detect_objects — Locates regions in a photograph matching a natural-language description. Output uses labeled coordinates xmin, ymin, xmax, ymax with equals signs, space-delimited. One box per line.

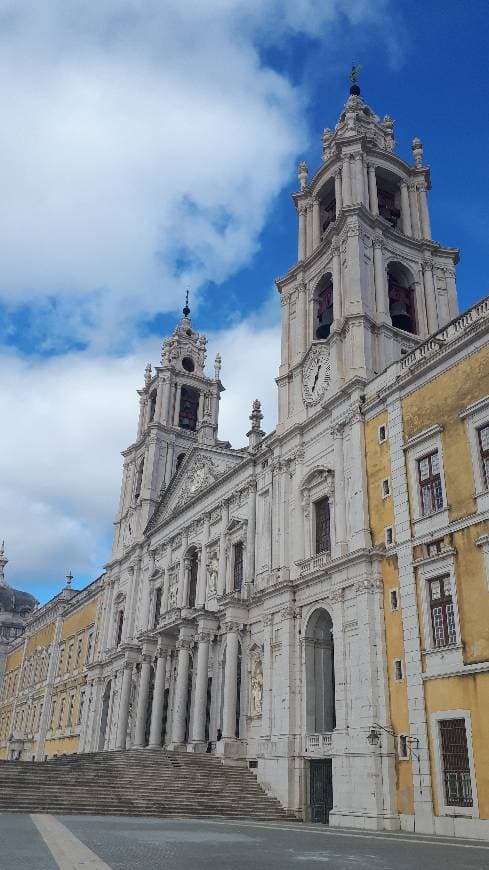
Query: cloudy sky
xmin=1 ymin=0 xmax=488 ymax=603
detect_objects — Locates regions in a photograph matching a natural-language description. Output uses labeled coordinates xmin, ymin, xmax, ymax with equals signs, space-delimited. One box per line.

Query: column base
xmin=329 ymin=809 xmax=400 ymax=832
xmin=187 ymin=741 xmax=208 ymax=753
xmin=215 ymin=738 xmax=247 ymax=760
xmin=166 ymin=742 xmax=188 ymax=752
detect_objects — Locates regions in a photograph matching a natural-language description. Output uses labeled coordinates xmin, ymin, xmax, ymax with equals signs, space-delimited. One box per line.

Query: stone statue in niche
xmin=251 ymin=660 xmax=263 ymax=716
xmin=207 ymin=554 xmax=218 ymax=595
xmin=168 ymin=571 xmax=179 ymax=609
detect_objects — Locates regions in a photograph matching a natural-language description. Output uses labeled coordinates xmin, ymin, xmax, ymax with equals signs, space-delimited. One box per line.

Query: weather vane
xmin=183 ymin=289 xmax=190 ymax=318
xmin=350 ymin=64 xmax=362 ymax=85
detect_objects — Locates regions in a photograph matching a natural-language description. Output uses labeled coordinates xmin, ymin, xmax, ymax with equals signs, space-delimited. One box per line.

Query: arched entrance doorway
xmin=98 ymin=680 xmax=112 ymax=751
xmin=305 ymin=608 xmax=336 ymax=823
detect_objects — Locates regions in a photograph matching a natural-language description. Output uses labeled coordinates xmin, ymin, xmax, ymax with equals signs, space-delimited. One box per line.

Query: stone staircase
xmin=0 ymin=749 xmax=295 ymax=821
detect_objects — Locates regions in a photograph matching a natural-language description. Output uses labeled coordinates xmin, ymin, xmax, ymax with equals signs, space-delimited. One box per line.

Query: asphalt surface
xmin=1 ymin=814 xmax=489 ymax=870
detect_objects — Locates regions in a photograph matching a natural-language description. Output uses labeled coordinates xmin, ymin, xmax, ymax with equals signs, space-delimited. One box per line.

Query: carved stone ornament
xmin=180 ymin=456 xmax=219 ymax=504
xmin=206 ymin=552 xmax=219 ymax=595
xmin=302 ymin=346 xmax=331 ymax=406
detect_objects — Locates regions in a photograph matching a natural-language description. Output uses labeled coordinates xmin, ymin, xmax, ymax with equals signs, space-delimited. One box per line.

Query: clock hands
xmin=312 ymin=363 xmax=321 ymax=392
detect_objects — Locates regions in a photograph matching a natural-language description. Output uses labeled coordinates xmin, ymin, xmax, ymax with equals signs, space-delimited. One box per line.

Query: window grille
xmin=429 ymin=576 xmax=457 ymax=647
xmin=418 ymin=451 xmax=443 ymax=515
xmin=315 ymin=498 xmax=331 ymax=555
xmin=440 ymin=718 xmax=473 ymax=807
xmin=478 ymin=425 xmax=489 ymax=489
xmin=233 ymin=542 xmax=244 ymax=592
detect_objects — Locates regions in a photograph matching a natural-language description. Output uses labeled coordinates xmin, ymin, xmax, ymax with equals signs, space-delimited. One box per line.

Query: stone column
xmin=172 ymin=384 xmax=182 ymax=427
xmin=297 ymin=205 xmax=306 ymax=261
xmin=354 ymin=153 xmax=364 ymax=204
xmin=133 ymin=653 xmax=153 ymax=748
xmin=400 ymin=182 xmax=412 ymax=236
xmin=191 ymin=631 xmax=211 ymax=746
xmin=101 ymin=579 xmax=116 ymax=652
xmin=408 ymin=183 xmax=421 ymax=238
xmin=373 ymin=236 xmax=388 ymax=318
xmin=280 ymin=294 xmax=289 ymax=369
xmin=137 ymin=394 xmax=146 ymax=438
xmin=222 ymin=625 xmax=240 ymax=739
xmin=247 ymin=482 xmax=257 ymax=590
xmin=139 ymin=551 xmax=155 ymax=634
xmin=418 ymin=184 xmax=432 ymax=239
xmin=348 ymin=413 xmax=372 ymax=551
xmin=115 ymin=661 xmax=133 ymax=750
xmin=197 ymin=516 xmax=210 ymax=607
xmin=170 ymin=635 xmax=192 ymax=746
xmin=367 ymin=164 xmax=378 ymax=216
xmin=306 ymin=201 xmax=313 ymax=257
xmin=296 ymin=284 xmax=307 ymax=357
xmin=35 ymin=615 xmax=63 ymax=761
xmin=423 ymin=261 xmax=438 ymax=334
xmin=341 ymin=156 xmax=352 ymax=206
xmin=334 ymin=170 xmax=342 ymax=215
xmin=445 ymin=268 xmax=459 ymax=319
xmin=177 ymin=531 xmax=189 ymax=607
xmin=312 ymin=197 xmax=320 ymax=249
xmin=294 ymin=448 xmax=305 ymax=567
xmin=218 ymin=501 xmax=229 ymax=596
xmin=332 ymin=240 xmax=342 ymax=322
xmin=333 ymin=426 xmax=347 ymax=555
xmin=148 ymin=646 xmax=169 ymax=748
xmin=159 ymin=375 xmax=171 ymax=426
xmin=126 ymin=557 xmax=142 ymax=641
xmin=261 ymin=614 xmax=272 ymax=736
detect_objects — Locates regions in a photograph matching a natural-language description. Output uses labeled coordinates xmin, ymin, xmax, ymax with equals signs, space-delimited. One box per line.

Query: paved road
xmin=0 ymin=814 xmax=488 ymax=870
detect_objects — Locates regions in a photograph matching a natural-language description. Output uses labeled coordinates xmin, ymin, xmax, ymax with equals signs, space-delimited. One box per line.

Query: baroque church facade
xmin=2 ymin=84 xmax=489 ymax=838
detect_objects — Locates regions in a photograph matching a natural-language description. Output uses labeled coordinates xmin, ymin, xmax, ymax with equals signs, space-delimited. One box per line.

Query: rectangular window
xmin=57 ymin=696 xmax=65 ymax=730
xmin=478 ymin=425 xmax=489 ymax=489
xmin=77 ymin=689 xmax=86 ymax=726
xmin=440 ymin=718 xmax=473 ymax=807
xmin=398 ymin=734 xmax=409 ymax=759
xmin=427 ymin=539 xmax=443 ymax=557
xmin=57 ymin=644 xmax=65 ymax=677
xmin=429 ymin=576 xmax=457 ymax=648
xmin=315 ymin=497 xmax=331 ymax=554
xmin=378 ymin=424 xmax=387 ymax=443
xmin=75 ymin=636 xmax=83 ymax=670
xmin=153 ymin=586 xmax=163 ymax=628
xmin=66 ymin=642 xmax=74 ymax=674
xmin=233 ymin=541 xmax=244 ymax=592
xmin=418 ymin=451 xmax=443 ymax=516
xmin=394 ymin=659 xmax=403 ymax=681
xmin=390 ymin=589 xmax=399 ymax=611
xmin=50 ymin=698 xmax=57 ymax=730
xmin=385 ymin=526 xmax=394 ymax=547
xmin=85 ymin=629 xmax=94 ymax=665
xmin=382 ymin=478 xmax=391 ymax=498
xmin=67 ymin=692 xmax=76 ymax=727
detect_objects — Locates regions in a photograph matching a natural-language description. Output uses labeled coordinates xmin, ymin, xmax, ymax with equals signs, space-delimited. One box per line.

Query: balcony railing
xmin=305 ymin=733 xmax=333 ymax=754
xmin=296 ymin=551 xmax=331 ymax=577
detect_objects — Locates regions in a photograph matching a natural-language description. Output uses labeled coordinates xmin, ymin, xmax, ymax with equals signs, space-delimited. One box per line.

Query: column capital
xmin=373 ymin=233 xmax=384 ymax=249
xmin=422 ymin=259 xmax=434 ymax=273
xmin=221 ymin=620 xmax=241 ymax=634
xmin=195 ymin=631 xmax=212 ymax=644
xmin=176 ymin=637 xmax=192 ymax=651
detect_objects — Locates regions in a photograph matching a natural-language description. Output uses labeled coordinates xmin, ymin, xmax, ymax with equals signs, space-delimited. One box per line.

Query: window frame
xmin=460 ymin=395 xmax=489 ymax=513
xmin=404 ymin=425 xmax=449 ymax=536
xmin=232 ymin=540 xmax=244 ymax=592
xmin=417 ymin=450 xmax=444 ymax=517
xmin=428 ymin=575 xmax=457 ymax=649
xmin=314 ymin=496 xmax=331 ymax=555
xmin=393 ymin=658 xmax=404 ymax=682
xmin=417 ymin=552 xmax=463 ymax=676
xmin=431 ymin=709 xmax=479 ymax=818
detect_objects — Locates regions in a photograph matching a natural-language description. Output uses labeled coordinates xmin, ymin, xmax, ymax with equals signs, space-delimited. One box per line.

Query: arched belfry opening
xmin=179 ymin=386 xmax=199 ymax=430
xmin=387 ymin=262 xmax=417 ymax=334
xmin=319 ymin=177 xmax=336 ymax=236
xmin=305 ymin=608 xmax=336 ymax=734
xmin=315 ymin=274 xmax=334 ymax=340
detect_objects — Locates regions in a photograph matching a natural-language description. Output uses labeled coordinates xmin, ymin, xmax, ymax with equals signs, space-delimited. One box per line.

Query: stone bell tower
xmin=111 ymin=297 xmax=224 ymax=558
xmin=276 ymin=76 xmax=460 ymax=431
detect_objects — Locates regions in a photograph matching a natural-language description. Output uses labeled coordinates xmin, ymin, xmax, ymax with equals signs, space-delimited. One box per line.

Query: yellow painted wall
xmin=365 ymin=412 xmax=394 ymax=547
xmin=402 ymin=344 xmax=489 ymax=522
xmin=5 ymin=646 xmax=23 ymax=673
xmin=425 ymin=674 xmax=489 ymax=819
xmin=62 ymin=601 xmax=96 ymax=641
xmin=452 ymin=524 xmax=489 ymax=664
xmin=25 ymin=622 xmax=55 ymax=656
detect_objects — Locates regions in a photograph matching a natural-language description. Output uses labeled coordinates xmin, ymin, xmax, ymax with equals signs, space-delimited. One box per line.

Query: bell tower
xmin=276 ymin=75 xmax=460 ymax=430
xmin=111 ymin=297 xmax=224 ymax=558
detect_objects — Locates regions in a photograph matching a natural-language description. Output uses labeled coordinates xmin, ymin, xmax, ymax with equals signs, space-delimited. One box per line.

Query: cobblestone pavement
xmin=1 ymin=814 xmax=489 ymax=870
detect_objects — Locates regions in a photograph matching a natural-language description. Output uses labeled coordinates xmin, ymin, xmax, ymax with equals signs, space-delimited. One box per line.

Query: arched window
xmin=134 ymin=458 xmax=144 ymax=502
xmin=233 ymin=542 xmax=244 ymax=592
xmin=179 ymin=386 xmax=199 ymax=431
xmin=315 ymin=497 xmax=331 ymax=554
xmin=387 ymin=262 xmax=417 ymax=334
xmin=305 ymin=608 xmax=336 ymax=734
xmin=376 ymin=170 xmax=401 ymax=229
xmin=148 ymin=390 xmax=157 ymax=423
xmin=319 ymin=178 xmax=336 ymax=235
xmin=315 ymin=274 xmax=334 ymax=340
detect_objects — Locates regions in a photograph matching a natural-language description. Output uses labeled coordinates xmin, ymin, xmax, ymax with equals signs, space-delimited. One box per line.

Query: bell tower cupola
xmin=111 ymin=295 xmax=224 ymax=559
xmin=276 ymin=71 xmax=460 ymax=430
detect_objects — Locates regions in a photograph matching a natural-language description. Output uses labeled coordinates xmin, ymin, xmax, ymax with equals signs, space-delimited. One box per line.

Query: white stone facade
xmin=78 ymin=85 xmax=461 ymax=828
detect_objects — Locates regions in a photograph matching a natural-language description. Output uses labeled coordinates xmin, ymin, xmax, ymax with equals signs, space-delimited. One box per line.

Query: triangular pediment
xmin=145 ymin=445 xmax=246 ymax=534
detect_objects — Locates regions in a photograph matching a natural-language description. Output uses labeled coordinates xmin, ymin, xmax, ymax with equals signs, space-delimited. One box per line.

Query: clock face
xmin=302 ymin=348 xmax=331 ymax=406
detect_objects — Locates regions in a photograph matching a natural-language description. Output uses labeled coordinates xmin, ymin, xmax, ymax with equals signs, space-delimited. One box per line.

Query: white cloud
xmin=0 ymin=0 xmax=391 ymax=346
xmin=0 ymin=310 xmax=280 ymax=596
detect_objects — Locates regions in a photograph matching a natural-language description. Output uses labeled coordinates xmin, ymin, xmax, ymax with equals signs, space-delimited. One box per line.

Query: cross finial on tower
xmin=183 ymin=289 xmax=190 ymax=318
xmin=349 ymin=63 xmax=362 ymax=96
xmin=65 ymin=571 xmax=73 ymax=587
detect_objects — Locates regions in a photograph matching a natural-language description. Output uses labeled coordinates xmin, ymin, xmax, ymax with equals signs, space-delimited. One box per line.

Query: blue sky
xmin=1 ymin=0 xmax=488 ymax=604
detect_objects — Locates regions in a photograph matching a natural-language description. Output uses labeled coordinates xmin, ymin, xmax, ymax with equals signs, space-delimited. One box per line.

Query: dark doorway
xmin=309 ymin=759 xmax=333 ymax=823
